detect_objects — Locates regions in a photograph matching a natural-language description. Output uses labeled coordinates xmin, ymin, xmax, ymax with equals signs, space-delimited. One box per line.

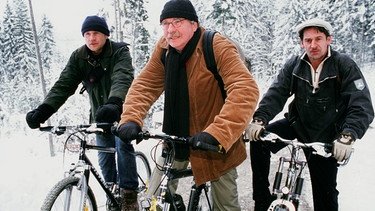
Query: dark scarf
xmin=163 ymin=28 xmax=201 ymax=137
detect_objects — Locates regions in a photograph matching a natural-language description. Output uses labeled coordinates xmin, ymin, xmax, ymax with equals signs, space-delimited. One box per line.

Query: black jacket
xmin=254 ymin=49 xmax=373 ymax=143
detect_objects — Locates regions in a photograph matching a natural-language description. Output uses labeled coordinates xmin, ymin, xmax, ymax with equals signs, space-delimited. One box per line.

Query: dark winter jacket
xmin=42 ymin=39 xmax=134 ymax=122
xmin=254 ymin=48 xmax=373 ymax=143
xmin=119 ymin=27 xmax=259 ymax=185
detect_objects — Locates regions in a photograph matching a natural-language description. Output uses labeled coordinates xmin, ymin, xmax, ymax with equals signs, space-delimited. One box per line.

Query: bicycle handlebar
xmin=260 ymin=131 xmax=333 ymax=158
xmin=39 ymin=123 xmax=117 ymax=153
xmin=39 ymin=123 xmax=114 ymax=135
xmin=138 ymin=131 xmax=225 ymax=154
xmin=260 ymin=131 xmax=352 ymax=166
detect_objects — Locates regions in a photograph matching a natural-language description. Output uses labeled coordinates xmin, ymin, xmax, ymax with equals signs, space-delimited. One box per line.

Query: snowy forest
xmin=0 ymin=0 xmax=374 ymax=144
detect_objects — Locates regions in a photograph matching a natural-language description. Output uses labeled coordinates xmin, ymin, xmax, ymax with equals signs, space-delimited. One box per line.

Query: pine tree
xmin=1 ymin=1 xmax=17 ymax=81
xmin=365 ymin=0 xmax=375 ymax=62
xmin=207 ymin=0 xmax=236 ymax=32
xmin=9 ymin=0 xmax=40 ymax=113
xmin=12 ymin=0 xmax=38 ymax=81
xmin=38 ymin=14 xmax=56 ymax=71
xmin=242 ymin=0 xmax=276 ymax=85
xmin=123 ymin=0 xmax=150 ymax=75
xmin=270 ymin=0 xmax=306 ymax=72
xmin=356 ymin=0 xmax=375 ymax=63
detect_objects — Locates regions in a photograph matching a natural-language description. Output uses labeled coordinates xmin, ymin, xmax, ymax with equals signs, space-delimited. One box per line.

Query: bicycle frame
xmin=139 ymin=131 xmax=213 ymax=211
xmin=40 ymin=123 xmax=122 ymax=210
xmin=40 ymin=123 xmax=152 ymax=210
xmin=68 ymin=138 xmax=120 ymax=209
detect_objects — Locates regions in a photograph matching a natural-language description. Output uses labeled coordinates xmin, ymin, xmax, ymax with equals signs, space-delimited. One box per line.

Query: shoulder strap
xmin=203 ymin=30 xmax=226 ymax=99
xmin=161 ymin=48 xmax=167 ymax=65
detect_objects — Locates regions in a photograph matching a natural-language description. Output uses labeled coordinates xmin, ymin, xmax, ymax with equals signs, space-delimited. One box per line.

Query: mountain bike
xmin=135 ymin=131 xmax=224 ymax=211
xmin=260 ymin=132 xmax=352 ymax=211
xmin=39 ymin=123 xmax=151 ymax=211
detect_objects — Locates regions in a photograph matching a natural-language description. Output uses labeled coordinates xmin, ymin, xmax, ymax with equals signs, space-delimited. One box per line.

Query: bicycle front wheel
xmin=136 ymin=151 xmax=151 ymax=191
xmin=41 ymin=176 xmax=97 ymax=211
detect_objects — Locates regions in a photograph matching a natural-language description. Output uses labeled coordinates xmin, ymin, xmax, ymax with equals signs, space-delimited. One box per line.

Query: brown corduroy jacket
xmin=119 ymin=27 xmax=259 ymax=185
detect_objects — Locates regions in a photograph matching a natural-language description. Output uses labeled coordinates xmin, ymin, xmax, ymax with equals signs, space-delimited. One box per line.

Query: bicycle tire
xmin=40 ymin=176 xmax=98 ymax=211
xmin=136 ymin=151 xmax=151 ymax=191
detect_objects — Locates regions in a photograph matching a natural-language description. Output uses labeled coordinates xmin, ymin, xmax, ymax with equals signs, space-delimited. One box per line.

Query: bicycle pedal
xmin=139 ymin=196 xmax=152 ymax=209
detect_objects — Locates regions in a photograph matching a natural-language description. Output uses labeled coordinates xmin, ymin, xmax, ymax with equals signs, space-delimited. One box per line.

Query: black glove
xmin=26 ymin=104 xmax=55 ymax=129
xmin=95 ymin=97 xmax=123 ymax=123
xmin=189 ymin=132 xmax=220 ymax=150
xmin=117 ymin=122 xmax=141 ymax=142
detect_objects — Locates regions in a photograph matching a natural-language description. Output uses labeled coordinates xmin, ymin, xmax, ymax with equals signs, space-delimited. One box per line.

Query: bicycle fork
xmin=270 ymin=151 xmax=307 ymax=210
xmin=187 ymin=183 xmax=212 ymax=211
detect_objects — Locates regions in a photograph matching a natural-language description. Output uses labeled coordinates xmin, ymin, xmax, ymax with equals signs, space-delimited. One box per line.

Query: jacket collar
xmin=294 ymin=47 xmax=338 ymax=81
xmin=76 ymin=39 xmax=112 ymax=60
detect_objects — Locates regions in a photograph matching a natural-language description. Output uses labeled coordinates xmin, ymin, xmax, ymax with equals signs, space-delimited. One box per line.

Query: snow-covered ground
xmin=0 ymin=64 xmax=374 ymax=210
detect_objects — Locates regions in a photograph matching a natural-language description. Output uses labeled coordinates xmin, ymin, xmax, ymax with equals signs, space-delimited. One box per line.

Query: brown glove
xmin=245 ymin=118 xmax=265 ymax=141
xmin=333 ymin=132 xmax=355 ymax=162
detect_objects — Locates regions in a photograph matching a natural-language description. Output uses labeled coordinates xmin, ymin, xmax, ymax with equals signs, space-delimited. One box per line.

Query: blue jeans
xmin=96 ymin=133 xmax=138 ymax=190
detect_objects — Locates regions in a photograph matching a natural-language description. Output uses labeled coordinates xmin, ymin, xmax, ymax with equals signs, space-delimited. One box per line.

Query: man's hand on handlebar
xmin=245 ymin=118 xmax=265 ymax=141
xmin=26 ymin=104 xmax=55 ymax=129
xmin=333 ymin=132 xmax=355 ymax=162
xmin=116 ymin=122 xmax=141 ymax=143
xmin=189 ymin=132 xmax=225 ymax=153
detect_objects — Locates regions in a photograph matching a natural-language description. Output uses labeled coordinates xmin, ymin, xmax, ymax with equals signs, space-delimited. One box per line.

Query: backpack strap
xmin=203 ymin=30 xmax=227 ymax=99
xmin=161 ymin=48 xmax=167 ymax=65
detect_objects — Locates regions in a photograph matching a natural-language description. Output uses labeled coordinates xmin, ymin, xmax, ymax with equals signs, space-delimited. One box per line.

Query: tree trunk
xmin=28 ymin=0 xmax=55 ymax=157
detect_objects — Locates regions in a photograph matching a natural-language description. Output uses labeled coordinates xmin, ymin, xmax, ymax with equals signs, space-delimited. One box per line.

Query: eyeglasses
xmin=160 ymin=19 xmax=191 ymax=30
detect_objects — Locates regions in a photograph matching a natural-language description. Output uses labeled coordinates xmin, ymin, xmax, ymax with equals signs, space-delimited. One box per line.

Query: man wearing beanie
xmin=117 ymin=0 xmax=259 ymax=210
xmin=26 ymin=15 xmax=139 ymax=210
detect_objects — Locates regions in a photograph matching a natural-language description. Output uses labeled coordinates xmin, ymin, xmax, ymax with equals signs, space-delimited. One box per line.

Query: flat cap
xmin=296 ymin=18 xmax=333 ymax=35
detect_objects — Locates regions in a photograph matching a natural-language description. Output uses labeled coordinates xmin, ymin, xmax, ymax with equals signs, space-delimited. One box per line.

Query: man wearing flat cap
xmin=246 ymin=18 xmax=373 ymax=210
xmin=116 ymin=0 xmax=259 ymax=210
xmin=26 ymin=15 xmax=139 ymax=210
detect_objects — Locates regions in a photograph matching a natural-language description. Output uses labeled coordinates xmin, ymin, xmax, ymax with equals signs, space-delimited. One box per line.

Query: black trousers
xmin=250 ymin=118 xmax=339 ymax=211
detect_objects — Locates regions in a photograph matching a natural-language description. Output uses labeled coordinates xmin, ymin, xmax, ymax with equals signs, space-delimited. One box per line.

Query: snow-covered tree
xmin=1 ymin=1 xmax=17 ymax=81
xmin=38 ymin=14 xmax=56 ymax=71
xmin=270 ymin=0 xmax=306 ymax=73
xmin=123 ymin=0 xmax=151 ymax=75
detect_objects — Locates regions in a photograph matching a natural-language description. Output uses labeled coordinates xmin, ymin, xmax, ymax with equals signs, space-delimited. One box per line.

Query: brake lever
xmin=260 ymin=132 xmax=280 ymax=142
xmin=337 ymin=148 xmax=354 ymax=167
xmin=85 ymin=123 xmax=104 ymax=133
xmin=311 ymin=145 xmax=332 ymax=158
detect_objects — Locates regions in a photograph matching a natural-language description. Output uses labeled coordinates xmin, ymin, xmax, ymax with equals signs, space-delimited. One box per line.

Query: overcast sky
xmin=0 ymin=0 xmax=167 ymax=52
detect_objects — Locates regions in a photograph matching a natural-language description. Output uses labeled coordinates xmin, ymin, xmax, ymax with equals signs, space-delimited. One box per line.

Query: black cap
xmin=160 ymin=0 xmax=198 ymax=23
xmin=81 ymin=15 xmax=110 ymax=36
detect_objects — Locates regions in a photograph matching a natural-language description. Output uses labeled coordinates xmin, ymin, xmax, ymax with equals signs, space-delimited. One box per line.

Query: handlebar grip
xmin=194 ymin=141 xmax=225 ymax=154
xmin=39 ymin=126 xmax=54 ymax=131
xmin=111 ymin=126 xmax=119 ymax=136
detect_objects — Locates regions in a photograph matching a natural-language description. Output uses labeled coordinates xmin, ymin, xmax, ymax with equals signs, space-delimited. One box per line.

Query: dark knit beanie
xmin=160 ymin=0 xmax=198 ymax=23
xmin=81 ymin=15 xmax=110 ymax=36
